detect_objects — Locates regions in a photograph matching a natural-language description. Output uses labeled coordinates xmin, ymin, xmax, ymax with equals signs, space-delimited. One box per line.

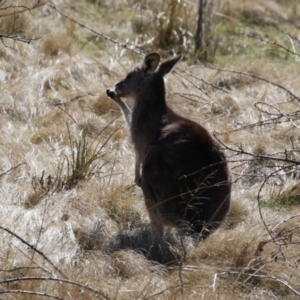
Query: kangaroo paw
xmin=106 ymin=89 xmax=117 ymax=100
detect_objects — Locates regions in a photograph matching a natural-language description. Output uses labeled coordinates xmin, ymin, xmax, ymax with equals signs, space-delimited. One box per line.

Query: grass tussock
xmin=42 ymin=32 xmax=73 ymax=56
xmin=264 ymin=183 xmax=300 ymax=208
xmin=0 ymin=0 xmax=299 ymax=299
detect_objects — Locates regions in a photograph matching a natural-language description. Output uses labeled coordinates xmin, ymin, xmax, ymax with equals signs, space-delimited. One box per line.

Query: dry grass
xmin=0 ymin=0 xmax=299 ymax=299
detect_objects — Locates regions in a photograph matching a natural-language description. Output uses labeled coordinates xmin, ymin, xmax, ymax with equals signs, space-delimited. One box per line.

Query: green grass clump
xmin=263 ymin=184 xmax=300 ymax=209
xmin=61 ymin=124 xmax=108 ymax=188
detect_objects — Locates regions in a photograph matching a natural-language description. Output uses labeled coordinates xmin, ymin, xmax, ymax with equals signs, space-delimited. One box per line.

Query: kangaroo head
xmin=114 ymin=53 xmax=182 ymax=99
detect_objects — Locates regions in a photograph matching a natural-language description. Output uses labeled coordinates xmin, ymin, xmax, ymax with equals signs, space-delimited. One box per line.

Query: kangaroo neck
xmin=130 ymin=95 xmax=167 ymax=145
xmin=131 ymin=93 xmax=167 ymax=123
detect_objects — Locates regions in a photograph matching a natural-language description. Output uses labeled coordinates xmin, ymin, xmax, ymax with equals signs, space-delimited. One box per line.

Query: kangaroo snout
xmin=115 ymin=81 xmax=123 ymax=91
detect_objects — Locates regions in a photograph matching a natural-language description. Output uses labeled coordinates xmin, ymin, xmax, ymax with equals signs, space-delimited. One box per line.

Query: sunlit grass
xmin=0 ymin=0 xmax=299 ymax=299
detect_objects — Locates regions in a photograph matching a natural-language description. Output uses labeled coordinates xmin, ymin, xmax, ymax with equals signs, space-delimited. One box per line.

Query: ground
xmin=0 ymin=0 xmax=299 ymax=299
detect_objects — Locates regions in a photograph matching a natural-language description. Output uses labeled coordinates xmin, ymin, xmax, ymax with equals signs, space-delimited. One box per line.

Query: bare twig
xmin=51 ymin=93 xmax=96 ymax=106
xmin=176 ymin=67 xmax=229 ymax=94
xmin=254 ymin=23 xmax=300 ymax=63
xmin=196 ymin=65 xmax=300 ymax=102
xmin=212 ymin=271 xmax=300 ymax=297
xmin=0 ymin=33 xmax=41 ymax=44
xmin=49 ymin=4 xmax=146 ymax=56
xmin=0 ymin=266 xmax=40 ymax=273
xmin=0 ymin=162 xmax=26 ymax=178
xmin=0 ymin=277 xmax=111 ymax=300
xmin=169 ymin=91 xmax=209 ymax=104
xmin=0 ymin=226 xmax=65 ymax=278
xmin=254 ymin=102 xmax=300 ymax=130
xmin=271 ymin=214 xmax=300 ymax=233
xmin=232 ymin=31 xmax=300 ymax=60
xmin=256 ymin=166 xmax=299 ymax=241
xmin=177 ymin=72 xmax=210 ymax=98
xmin=0 ymin=0 xmax=42 ymax=14
xmin=0 ymin=0 xmax=43 ymax=45
xmin=213 ymin=135 xmax=300 ymax=166
xmin=0 ymin=290 xmax=64 ymax=300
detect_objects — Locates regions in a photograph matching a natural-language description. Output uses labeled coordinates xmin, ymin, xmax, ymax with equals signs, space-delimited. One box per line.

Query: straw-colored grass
xmin=0 ymin=0 xmax=299 ymax=299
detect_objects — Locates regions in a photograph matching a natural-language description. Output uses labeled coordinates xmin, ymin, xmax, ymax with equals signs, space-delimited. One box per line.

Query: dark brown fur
xmin=106 ymin=53 xmax=231 ymax=246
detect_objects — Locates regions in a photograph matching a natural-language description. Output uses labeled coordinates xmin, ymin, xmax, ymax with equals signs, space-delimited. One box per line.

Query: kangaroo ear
xmin=157 ymin=55 xmax=182 ymax=76
xmin=142 ymin=53 xmax=160 ymax=73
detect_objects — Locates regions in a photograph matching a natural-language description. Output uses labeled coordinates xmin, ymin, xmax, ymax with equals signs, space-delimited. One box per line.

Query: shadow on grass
xmin=105 ymin=225 xmax=183 ymax=265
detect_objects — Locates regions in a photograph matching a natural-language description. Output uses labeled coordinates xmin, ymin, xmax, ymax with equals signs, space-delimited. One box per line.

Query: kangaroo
xmin=106 ymin=53 xmax=231 ymax=246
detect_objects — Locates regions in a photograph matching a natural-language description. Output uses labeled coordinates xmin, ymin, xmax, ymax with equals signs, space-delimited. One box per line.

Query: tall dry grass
xmin=0 ymin=0 xmax=299 ymax=299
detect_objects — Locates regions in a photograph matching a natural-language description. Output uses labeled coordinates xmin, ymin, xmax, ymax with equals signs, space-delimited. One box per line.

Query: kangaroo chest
xmin=130 ymin=110 xmax=163 ymax=157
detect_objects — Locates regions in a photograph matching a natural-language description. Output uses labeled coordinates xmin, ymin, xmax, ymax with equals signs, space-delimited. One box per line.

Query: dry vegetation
xmin=0 ymin=0 xmax=299 ymax=299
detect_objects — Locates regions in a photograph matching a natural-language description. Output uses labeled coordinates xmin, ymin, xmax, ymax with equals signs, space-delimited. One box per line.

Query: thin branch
xmin=51 ymin=93 xmax=96 ymax=106
xmin=0 ymin=266 xmax=40 ymax=273
xmin=195 ymin=65 xmax=300 ymax=102
xmin=177 ymin=72 xmax=210 ymax=98
xmin=271 ymin=215 xmax=300 ymax=233
xmin=0 ymin=1 xmax=43 ymax=45
xmin=232 ymin=31 xmax=300 ymax=59
xmin=0 ymin=277 xmax=111 ymax=300
xmin=0 ymin=290 xmax=64 ymax=300
xmin=0 ymin=162 xmax=26 ymax=178
xmin=0 ymin=226 xmax=65 ymax=278
xmin=212 ymin=271 xmax=300 ymax=297
xmin=255 ymin=102 xmax=300 ymax=130
xmin=213 ymin=135 xmax=300 ymax=165
xmin=256 ymin=166 xmax=295 ymax=238
xmin=270 ymin=24 xmax=300 ymax=62
xmin=0 ymin=33 xmax=41 ymax=44
xmin=49 ymin=4 xmax=146 ymax=56
xmin=169 ymin=91 xmax=209 ymax=104
xmin=11 ymin=242 xmax=55 ymax=277
xmin=176 ymin=67 xmax=229 ymax=94
xmin=0 ymin=0 xmax=42 ymax=14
